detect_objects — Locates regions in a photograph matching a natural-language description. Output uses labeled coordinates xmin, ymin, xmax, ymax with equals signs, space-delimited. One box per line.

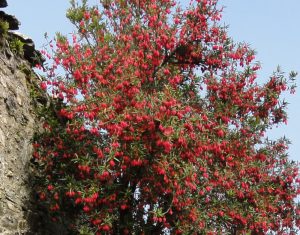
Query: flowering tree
xmin=34 ymin=0 xmax=300 ymax=234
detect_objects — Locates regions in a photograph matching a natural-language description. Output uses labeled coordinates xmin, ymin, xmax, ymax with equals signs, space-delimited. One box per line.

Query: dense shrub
xmin=34 ymin=0 xmax=300 ymax=234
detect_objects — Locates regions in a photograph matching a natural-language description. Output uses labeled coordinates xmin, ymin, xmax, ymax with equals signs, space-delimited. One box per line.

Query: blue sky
xmin=6 ymin=0 xmax=299 ymax=161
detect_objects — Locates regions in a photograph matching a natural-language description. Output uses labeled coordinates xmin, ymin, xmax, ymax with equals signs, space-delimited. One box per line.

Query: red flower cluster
xmin=34 ymin=0 xmax=299 ymax=234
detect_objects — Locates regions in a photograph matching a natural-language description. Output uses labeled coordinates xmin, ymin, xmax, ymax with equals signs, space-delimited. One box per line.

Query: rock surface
xmin=8 ymin=31 xmax=45 ymax=66
xmin=0 ymin=1 xmax=66 ymax=234
xmin=0 ymin=11 xmax=19 ymax=30
xmin=0 ymin=0 xmax=7 ymax=8
xmin=0 ymin=39 xmax=37 ymax=235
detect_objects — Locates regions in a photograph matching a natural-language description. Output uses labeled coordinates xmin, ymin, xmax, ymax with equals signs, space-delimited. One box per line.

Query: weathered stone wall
xmin=0 ymin=44 xmax=37 ymax=235
xmin=0 ymin=1 xmax=57 ymax=234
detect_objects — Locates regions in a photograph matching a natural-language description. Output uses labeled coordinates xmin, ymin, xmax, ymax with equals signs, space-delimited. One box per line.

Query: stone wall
xmin=0 ymin=1 xmax=61 ymax=234
xmin=0 ymin=44 xmax=38 ymax=235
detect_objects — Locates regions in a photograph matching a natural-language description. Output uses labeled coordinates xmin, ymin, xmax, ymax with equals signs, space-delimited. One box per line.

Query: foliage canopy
xmin=34 ymin=0 xmax=300 ymax=234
